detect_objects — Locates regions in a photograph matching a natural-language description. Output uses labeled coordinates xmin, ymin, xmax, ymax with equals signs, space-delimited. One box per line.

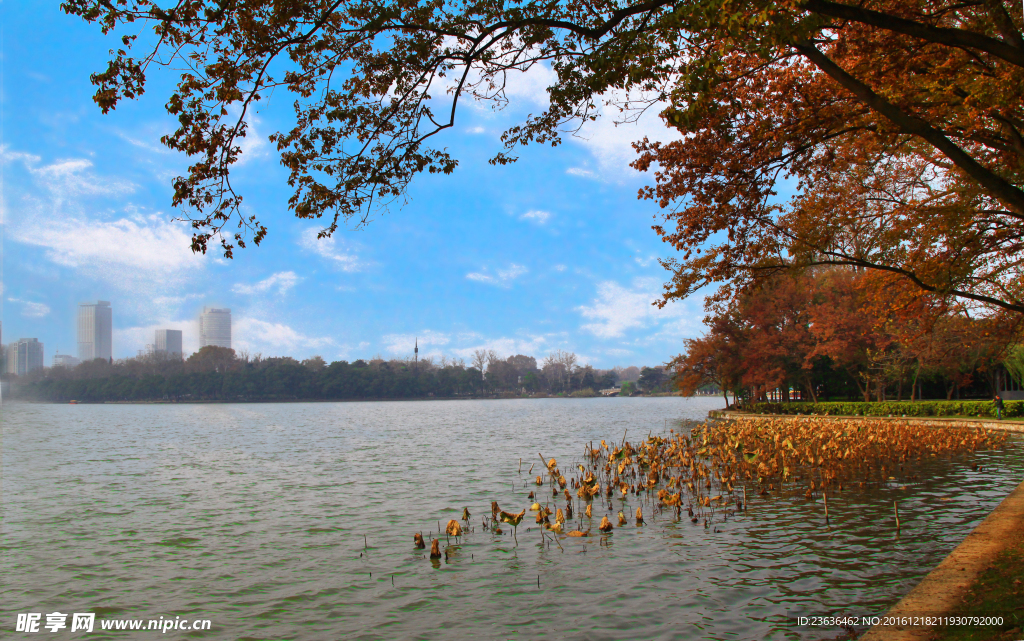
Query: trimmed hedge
xmin=747 ymin=400 xmax=1024 ymax=419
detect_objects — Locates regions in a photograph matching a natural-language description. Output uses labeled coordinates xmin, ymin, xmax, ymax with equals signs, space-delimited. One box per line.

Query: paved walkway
xmin=860 ymin=478 xmax=1024 ymax=640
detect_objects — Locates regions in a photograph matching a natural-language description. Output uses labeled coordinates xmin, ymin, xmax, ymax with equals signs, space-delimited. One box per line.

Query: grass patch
xmin=931 ymin=535 xmax=1024 ymax=641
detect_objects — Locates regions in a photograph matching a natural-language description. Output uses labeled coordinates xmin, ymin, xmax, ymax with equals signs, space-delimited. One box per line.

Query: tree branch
xmin=803 ymin=0 xmax=1024 ymax=67
xmin=793 ymin=41 xmax=1024 ymax=217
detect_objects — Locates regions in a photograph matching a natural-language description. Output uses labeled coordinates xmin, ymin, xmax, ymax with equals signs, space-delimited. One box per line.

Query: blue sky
xmin=0 ymin=2 xmax=707 ymax=368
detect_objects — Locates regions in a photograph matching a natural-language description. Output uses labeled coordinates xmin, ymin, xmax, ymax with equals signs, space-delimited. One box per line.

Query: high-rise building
xmin=7 ymin=338 xmax=44 ymax=375
xmin=199 ymin=308 xmax=231 ymax=349
xmin=53 ymin=353 xmax=81 ymax=368
xmin=78 ymin=301 xmax=113 ymax=361
xmin=154 ymin=329 xmax=183 ymax=357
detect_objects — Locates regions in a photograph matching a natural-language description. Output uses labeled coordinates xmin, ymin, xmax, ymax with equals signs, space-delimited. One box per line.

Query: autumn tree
xmin=66 ymin=0 xmax=1023 ymax=313
xmin=670 ymin=327 xmax=744 ymax=406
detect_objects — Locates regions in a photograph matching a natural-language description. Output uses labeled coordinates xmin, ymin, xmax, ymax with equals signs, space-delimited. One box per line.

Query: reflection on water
xmin=2 ymin=398 xmax=1021 ymax=640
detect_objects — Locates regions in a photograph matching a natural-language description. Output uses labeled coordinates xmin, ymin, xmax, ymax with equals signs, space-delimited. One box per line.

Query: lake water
xmin=2 ymin=398 xmax=1022 ymax=640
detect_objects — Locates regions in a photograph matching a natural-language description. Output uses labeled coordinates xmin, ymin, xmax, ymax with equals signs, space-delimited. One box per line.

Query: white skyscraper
xmin=154 ymin=329 xmax=183 ymax=357
xmin=53 ymin=353 xmax=81 ymax=368
xmin=78 ymin=301 xmax=113 ymax=361
xmin=7 ymin=338 xmax=44 ymax=375
xmin=199 ymin=308 xmax=231 ymax=349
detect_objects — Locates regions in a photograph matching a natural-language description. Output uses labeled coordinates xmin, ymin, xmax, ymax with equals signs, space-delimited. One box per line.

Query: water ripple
xmin=2 ymin=398 xmax=1021 ymax=640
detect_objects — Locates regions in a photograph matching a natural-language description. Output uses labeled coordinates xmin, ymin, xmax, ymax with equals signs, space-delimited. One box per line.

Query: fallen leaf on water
xmin=567 ymin=529 xmax=590 ymax=537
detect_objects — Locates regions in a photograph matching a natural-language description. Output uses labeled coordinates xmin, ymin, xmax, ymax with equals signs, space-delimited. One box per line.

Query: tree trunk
xmin=853 ymin=370 xmax=870 ymax=402
xmin=803 ymin=375 xmax=818 ymax=403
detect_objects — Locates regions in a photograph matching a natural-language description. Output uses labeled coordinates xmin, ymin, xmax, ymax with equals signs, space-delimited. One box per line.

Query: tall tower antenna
xmin=414 ymin=338 xmax=418 ymax=365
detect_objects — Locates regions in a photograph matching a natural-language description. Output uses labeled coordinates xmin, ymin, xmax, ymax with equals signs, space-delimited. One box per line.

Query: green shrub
xmin=746 ymin=400 xmax=1023 ymax=418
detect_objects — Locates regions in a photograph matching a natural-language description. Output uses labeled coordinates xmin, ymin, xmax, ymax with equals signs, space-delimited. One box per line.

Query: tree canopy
xmin=670 ymin=268 xmax=1022 ymax=403
xmin=65 ymin=0 xmax=1024 ymax=311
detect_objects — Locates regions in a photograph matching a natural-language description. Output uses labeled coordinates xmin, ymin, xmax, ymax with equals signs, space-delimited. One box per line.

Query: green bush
xmin=746 ymin=400 xmax=1023 ymax=419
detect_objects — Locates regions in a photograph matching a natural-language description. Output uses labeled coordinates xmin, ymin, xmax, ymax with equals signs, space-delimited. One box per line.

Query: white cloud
xmin=566 ymin=167 xmax=597 ymax=179
xmin=577 ymin=277 xmax=700 ymax=339
xmin=499 ymin=63 xmax=558 ymax=106
xmin=519 ymin=209 xmax=551 ymax=225
xmin=569 ymin=90 xmax=681 ymax=181
xmin=233 ymin=317 xmax=337 ymax=355
xmin=3 ymin=147 xmax=206 ymax=315
xmin=33 ymin=158 xmax=136 ymax=198
xmin=467 ymin=126 xmax=486 ymax=134
xmin=440 ymin=54 xmax=556 ymax=109
xmin=300 ymin=227 xmax=364 ymax=272
xmin=232 ymin=271 xmax=300 ymax=296
xmin=8 ymin=297 xmax=51 ymax=318
xmin=381 ymin=330 xmax=452 ymax=354
xmin=378 ymin=329 xmax=558 ymax=362
xmin=449 ymin=334 xmax=551 ymax=360
xmin=14 ymin=214 xmax=204 ymax=288
xmin=553 ymin=264 xmax=567 ymax=272
xmin=116 ymin=319 xmax=198 ymax=356
xmin=466 ymin=263 xmax=528 ymax=288
xmin=228 ymin=106 xmax=268 ymax=165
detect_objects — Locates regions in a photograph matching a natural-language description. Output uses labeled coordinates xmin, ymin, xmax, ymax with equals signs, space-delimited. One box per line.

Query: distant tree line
xmin=671 ymin=268 xmax=1024 ymax=407
xmin=10 ymin=347 xmax=675 ymax=402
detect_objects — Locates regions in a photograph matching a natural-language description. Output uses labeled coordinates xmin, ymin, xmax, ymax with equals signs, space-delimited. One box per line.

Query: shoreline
xmin=3 ymin=393 xmax=695 ymax=405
